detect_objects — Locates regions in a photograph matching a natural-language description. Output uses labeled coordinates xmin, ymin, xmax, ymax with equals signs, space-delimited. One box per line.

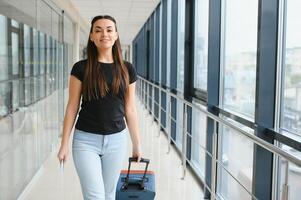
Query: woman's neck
xmin=97 ymin=48 xmax=114 ymax=63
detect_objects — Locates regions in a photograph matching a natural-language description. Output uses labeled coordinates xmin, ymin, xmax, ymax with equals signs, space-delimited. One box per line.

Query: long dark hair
xmin=83 ymin=15 xmax=129 ymax=101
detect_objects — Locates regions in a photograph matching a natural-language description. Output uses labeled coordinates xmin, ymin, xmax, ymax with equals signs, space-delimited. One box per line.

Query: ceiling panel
xmin=71 ymin=0 xmax=160 ymax=45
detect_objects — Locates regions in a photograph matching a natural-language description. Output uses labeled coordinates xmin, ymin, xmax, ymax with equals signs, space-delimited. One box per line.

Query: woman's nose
xmin=101 ymin=30 xmax=108 ymax=36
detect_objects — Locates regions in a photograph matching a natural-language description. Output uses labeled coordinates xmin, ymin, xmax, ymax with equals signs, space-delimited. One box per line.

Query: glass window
xmin=46 ymin=35 xmax=51 ymax=74
xmin=11 ymin=19 xmax=19 ymax=28
xmin=39 ymin=32 xmax=45 ymax=74
xmin=175 ymin=100 xmax=183 ymax=148
xmin=12 ymin=80 xmax=19 ymax=110
xmin=39 ymin=76 xmax=45 ymax=99
xmin=52 ymin=39 xmax=56 ymax=92
xmin=191 ymin=103 xmax=207 ymax=178
xmin=177 ymin=0 xmax=185 ymax=92
xmin=278 ymin=0 xmax=301 ymax=199
xmin=12 ymin=32 xmax=19 ymax=76
xmin=24 ymin=79 xmax=31 ymax=105
xmin=46 ymin=36 xmax=51 ymax=95
xmin=24 ymin=24 xmax=31 ymax=77
xmin=218 ymin=1 xmax=258 ymax=199
xmin=46 ymin=74 xmax=50 ymax=96
xmin=0 ymin=82 xmax=10 ymax=116
xmin=221 ymin=0 xmax=258 ymax=119
xmin=194 ymin=0 xmax=209 ymax=91
xmin=217 ymin=124 xmax=254 ymax=200
xmin=33 ymin=29 xmax=39 ymax=76
xmin=34 ymin=77 xmax=39 ymax=101
xmin=0 ymin=15 xmax=8 ymax=81
xmin=281 ymin=0 xmax=301 ymax=140
xmin=30 ymin=77 xmax=36 ymax=103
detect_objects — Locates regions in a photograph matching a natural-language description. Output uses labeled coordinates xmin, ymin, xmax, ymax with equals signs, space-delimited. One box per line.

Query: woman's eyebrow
xmin=94 ymin=26 xmax=113 ymax=29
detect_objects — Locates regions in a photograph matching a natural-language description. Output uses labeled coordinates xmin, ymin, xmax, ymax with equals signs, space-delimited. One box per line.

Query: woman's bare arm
xmin=124 ymin=82 xmax=142 ymax=159
xmin=58 ymin=75 xmax=82 ymax=162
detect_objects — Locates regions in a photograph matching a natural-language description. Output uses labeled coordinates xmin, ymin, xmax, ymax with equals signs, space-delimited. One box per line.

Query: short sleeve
xmin=70 ymin=60 xmax=85 ymax=81
xmin=125 ymin=61 xmax=137 ymax=84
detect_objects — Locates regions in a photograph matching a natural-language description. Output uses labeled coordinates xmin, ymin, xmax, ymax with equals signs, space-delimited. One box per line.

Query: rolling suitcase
xmin=116 ymin=157 xmax=156 ymax=200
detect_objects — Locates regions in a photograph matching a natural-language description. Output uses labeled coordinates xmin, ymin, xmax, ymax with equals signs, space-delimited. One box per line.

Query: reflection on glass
xmin=221 ymin=0 xmax=258 ymax=119
xmin=33 ymin=29 xmax=39 ymax=76
xmin=0 ymin=15 xmax=8 ymax=81
xmin=0 ymin=83 xmax=10 ymax=116
xmin=24 ymin=24 xmax=31 ymax=77
xmin=219 ymin=2 xmax=258 ymax=198
xmin=194 ymin=0 xmax=209 ymax=91
xmin=11 ymin=19 xmax=19 ymax=28
xmin=46 ymin=35 xmax=51 ymax=74
xmin=279 ymin=0 xmax=301 ymax=199
xmin=39 ymin=76 xmax=45 ymax=99
xmin=24 ymin=79 xmax=31 ymax=105
xmin=34 ymin=77 xmax=39 ymax=102
xmin=191 ymin=104 xmax=207 ymax=178
xmin=12 ymin=32 xmax=19 ymax=76
xmin=281 ymin=0 xmax=301 ymax=140
xmin=177 ymin=0 xmax=185 ymax=92
xmin=0 ymin=16 xmax=70 ymax=200
xmin=12 ymin=81 xmax=19 ymax=110
xmin=175 ymin=101 xmax=183 ymax=149
xmin=217 ymin=125 xmax=254 ymax=200
xmin=39 ymin=32 xmax=45 ymax=74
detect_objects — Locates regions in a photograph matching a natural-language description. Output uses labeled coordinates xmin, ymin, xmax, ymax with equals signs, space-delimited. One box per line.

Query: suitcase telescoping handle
xmin=123 ymin=157 xmax=150 ymax=190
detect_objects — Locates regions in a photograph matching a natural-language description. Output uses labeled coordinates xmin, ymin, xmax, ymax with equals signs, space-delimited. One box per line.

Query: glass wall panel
xmin=217 ymin=125 xmax=254 ymax=200
xmin=24 ymin=79 xmax=31 ymax=105
xmin=46 ymin=35 xmax=51 ymax=95
xmin=33 ymin=29 xmax=39 ymax=76
xmin=191 ymin=103 xmax=207 ymax=178
xmin=194 ymin=0 xmax=209 ymax=91
xmin=278 ymin=0 xmax=301 ymax=199
xmin=11 ymin=19 xmax=19 ymax=28
xmin=177 ymin=0 xmax=185 ymax=92
xmin=218 ymin=2 xmax=258 ymax=198
xmin=24 ymin=24 xmax=31 ymax=77
xmin=32 ymin=29 xmax=39 ymax=102
xmin=0 ymin=4 xmax=74 ymax=199
xmin=175 ymin=101 xmax=183 ymax=148
xmin=0 ymin=83 xmax=10 ymax=116
xmin=12 ymin=80 xmax=19 ymax=110
xmin=281 ymin=0 xmax=301 ymax=140
xmin=24 ymin=24 xmax=31 ymax=105
xmin=0 ymin=15 xmax=8 ymax=81
xmin=39 ymin=76 xmax=45 ymax=98
xmin=39 ymin=32 xmax=45 ymax=75
xmin=46 ymin=35 xmax=51 ymax=74
xmin=221 ymin=0 xmax=258 ymax=119
xmin=12 ymin=32 xmax=19 ymax=76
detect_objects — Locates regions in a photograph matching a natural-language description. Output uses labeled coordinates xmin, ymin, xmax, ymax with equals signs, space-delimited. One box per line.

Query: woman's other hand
xmin=57 ymin=145 xmax=69 ymax=163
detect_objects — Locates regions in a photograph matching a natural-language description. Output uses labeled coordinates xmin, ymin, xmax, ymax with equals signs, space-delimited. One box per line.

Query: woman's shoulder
xmin=123 ymin=60 xmax=133 ymax=69
xmin=70 ymin=59 xmax=87 ymax=80
xmin=73 ymin=59 xmax=88 ymax=68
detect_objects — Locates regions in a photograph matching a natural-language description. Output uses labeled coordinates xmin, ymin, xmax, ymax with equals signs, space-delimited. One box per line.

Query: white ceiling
xmin=70 ymin=0 xmax=160 ymax=46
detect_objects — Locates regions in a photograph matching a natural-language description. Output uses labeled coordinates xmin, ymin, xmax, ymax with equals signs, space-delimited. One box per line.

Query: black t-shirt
xmin=70 ymin=59 xmax=137 ymax=135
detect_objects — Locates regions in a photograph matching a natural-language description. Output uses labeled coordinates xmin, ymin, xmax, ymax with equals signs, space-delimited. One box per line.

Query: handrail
xmin=137 ymin=76 xmax=301 ymax=168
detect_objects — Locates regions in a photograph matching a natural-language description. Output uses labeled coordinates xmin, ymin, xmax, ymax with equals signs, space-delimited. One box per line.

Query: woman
xmin=57 ymin=15 xmax=142 ymax=200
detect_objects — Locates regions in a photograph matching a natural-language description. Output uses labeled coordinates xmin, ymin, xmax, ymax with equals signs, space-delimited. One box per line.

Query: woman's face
xmin=90 ymin=19 xmax=118 ymax=50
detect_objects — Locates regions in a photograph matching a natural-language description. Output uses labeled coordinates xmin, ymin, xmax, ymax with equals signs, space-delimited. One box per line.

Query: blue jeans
xmin=72 ymin=129 xmax=127 ymax=200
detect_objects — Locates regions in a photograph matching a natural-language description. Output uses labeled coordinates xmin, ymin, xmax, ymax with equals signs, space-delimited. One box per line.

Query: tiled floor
xmin=20 ymin=98 xmax=204 ymax=200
